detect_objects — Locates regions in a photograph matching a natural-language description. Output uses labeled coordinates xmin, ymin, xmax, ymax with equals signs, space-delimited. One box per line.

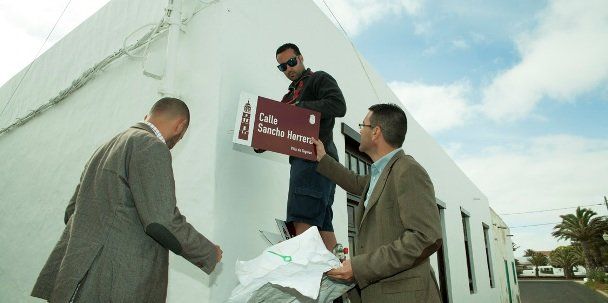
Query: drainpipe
xmin=160 ymin=0 xmax=181 ymax=97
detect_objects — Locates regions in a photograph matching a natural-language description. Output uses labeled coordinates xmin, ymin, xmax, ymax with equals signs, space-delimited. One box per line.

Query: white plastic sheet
xmin=228 ymin=227 xmax=341 ymax=302
xmin=247 ymin=275 xmax=355 ymax=303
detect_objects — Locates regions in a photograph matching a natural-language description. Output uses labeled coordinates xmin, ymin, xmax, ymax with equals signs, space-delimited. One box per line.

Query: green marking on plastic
xmin=268 ymin=251 xmax=293 ymax=262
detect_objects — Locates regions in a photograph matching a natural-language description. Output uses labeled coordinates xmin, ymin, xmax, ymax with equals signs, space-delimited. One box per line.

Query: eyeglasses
xmin=277 ymin=57 xmax=298 ymax=72
xmin=358 ymin=123 xmax=373 ymax=129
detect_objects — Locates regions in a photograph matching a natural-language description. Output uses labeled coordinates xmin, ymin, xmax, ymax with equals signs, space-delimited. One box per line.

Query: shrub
xmin=587 ymin=269 xmax=607 ymax=283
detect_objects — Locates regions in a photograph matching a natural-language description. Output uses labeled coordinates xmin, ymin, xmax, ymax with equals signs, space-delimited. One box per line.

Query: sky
xmin=1 ymin=0 xmax=607 ymax=258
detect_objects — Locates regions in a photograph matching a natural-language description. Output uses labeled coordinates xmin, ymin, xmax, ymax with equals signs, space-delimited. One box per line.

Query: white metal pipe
xmin=161 ymin=0 xmax=181 ymax=97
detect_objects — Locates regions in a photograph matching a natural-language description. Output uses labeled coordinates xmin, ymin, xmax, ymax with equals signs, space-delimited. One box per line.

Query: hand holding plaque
xmin=233 ymin=92 xmax=320 ymax=161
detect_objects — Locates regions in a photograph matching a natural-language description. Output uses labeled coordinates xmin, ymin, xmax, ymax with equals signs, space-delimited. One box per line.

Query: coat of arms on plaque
xmin=238 ymin=100 xmax=252 ymax=140
xmin=309 ymin=114 xmax=315 ymax=125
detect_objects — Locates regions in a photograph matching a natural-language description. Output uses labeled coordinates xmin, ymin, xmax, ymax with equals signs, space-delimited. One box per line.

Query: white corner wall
xmin=0 ymin=0 xmax=514 ymax=302
xmin=491 ymin=209 xmax=521 ymax=303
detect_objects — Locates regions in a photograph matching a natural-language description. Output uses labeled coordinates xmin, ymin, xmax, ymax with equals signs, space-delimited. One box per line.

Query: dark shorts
xmin=286 ymin=157 xmax=336 ymax=232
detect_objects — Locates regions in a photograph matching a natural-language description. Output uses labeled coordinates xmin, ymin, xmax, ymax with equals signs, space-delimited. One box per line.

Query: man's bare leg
xmin=293 ymin=222 xmax=337 ymax=251
xmin=293 ymin=221 xmax=312 ymax=235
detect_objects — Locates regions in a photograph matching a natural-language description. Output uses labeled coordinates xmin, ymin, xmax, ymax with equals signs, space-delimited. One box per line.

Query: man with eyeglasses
xmin=312 ymin=104 xmax=442 ymax=303
xmin=258 ymin=43 xmax=346 ymax=251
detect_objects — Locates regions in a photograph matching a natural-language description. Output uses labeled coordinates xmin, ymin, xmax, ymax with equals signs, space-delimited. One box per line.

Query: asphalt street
xmin=519 ymin=280 xmax=608 ymax=303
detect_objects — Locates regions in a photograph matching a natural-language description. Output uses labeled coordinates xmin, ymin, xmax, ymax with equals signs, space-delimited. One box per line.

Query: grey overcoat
xmin=317 ymin=150 xmax=443 ymax=303
xmin=31 ymin=123 xmax=217 ymax=302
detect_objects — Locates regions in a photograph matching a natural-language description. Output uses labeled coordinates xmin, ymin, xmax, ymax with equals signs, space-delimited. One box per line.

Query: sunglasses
xmin=277 ymin=57 xmax=298 ymax=72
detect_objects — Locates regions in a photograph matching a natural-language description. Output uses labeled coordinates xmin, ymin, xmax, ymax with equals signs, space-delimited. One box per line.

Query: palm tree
xmin=550 ymin=246 xmax=580 ymax=279
xmin=571 ymin=243 xmax=587 ymax=266
xmin=590 ymin=229 xmax=608 ymax=267
xmin=523 ymin=249 xmax=535 ymax=257
xmin=552 ymin=207 xmax=606 ymax=271
xmin=526 ymin=250 xmax=548 ymax=277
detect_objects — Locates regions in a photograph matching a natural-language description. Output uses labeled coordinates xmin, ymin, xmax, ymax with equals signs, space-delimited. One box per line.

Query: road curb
xmin=574 ymin=280 xmax=608 ymax=298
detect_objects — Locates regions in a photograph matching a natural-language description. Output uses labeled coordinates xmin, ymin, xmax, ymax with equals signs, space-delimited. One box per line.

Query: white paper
xmin=228 ymin=227 xmax=340 ymax=302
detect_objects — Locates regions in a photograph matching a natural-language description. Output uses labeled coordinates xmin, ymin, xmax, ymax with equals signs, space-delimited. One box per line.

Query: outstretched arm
xmin=129 ymin=141 xmax=221 ymax=273
xmin=313 ymin=138 xmax=369 ymax=195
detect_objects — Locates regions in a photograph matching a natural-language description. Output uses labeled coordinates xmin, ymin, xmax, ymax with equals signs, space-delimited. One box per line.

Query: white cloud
xmin=481 ymin=0 xmax=608 ymax=121
xmin=459 ymin=135 xmax=608 ymax=213
xmin=0 ymin=1 xmax=65 ymax=38
xmin=389 ymin=81 xmax=473 ymax=133
xmin=513 ymin=228 xmax=571 ymax=256
xmin=451 ymin=38 xmax=469 ymax=50
xmin=414 ymin=21 xmax=431 ymax=35
xmin=422 ymin=45 xmax=438 ymax=56
xmin=0 ymin=0 xmax=110 ymax=85
xmin=0 ymin=17 xmax=41 ymax=86
xmin=0 ymin=0 xmax=422 ymax=84
xmin=313 ymin=0 xmax=424 ymax=36
xmin=0 ymin=0 xmax=110 ymax=38
xmin=442 ymin=142 xmax=464 ymax=161
xmin=470 ymin=32 xmax=486 ymax=44
xmin=454 ymin=134 xmax=608 ymax=254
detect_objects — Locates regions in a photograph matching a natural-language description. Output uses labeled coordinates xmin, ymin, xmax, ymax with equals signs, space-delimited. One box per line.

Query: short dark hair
xmin=276 ymin=43 xmax=301 ymax=56
xmin=368 ymin=103 xmax=407 ymax=148
xmin=150 ymin=97 xmax=190 ymax=124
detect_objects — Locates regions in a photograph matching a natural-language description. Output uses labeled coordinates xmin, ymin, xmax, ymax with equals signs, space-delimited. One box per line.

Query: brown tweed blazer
xmin=31 ymin=123 xmax=217 ymax=302
xmin=317 ymin=150 xmax=442 ymax=303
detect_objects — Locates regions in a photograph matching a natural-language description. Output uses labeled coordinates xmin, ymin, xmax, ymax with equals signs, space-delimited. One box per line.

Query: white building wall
xmin=0 ymin=0 xmax=218 ymax=301
xmin=0 ymin=0 xmax=514 ymax=302
xmin=491 ymin=209 xmax=521 ymax=303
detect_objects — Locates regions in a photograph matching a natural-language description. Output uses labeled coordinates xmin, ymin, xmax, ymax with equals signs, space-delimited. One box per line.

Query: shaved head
xmin=149 ymin=97 xmax=190 ymax=125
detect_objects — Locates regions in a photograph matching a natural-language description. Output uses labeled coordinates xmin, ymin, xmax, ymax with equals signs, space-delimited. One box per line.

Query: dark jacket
xmin=281 ymin=69 xmax=346 ymax=160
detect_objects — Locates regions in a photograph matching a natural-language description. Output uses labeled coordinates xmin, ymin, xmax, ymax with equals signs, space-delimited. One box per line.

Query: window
xmin=482 ymin=223 xmax=495 ymax=288
xmin=504 ymin=260 xmax=513 ymax=303
xmin=540 ymin=267 xmax=553 ymax=274
xmin=349 ymin=154 xmax=358 ymax=173
xmin=359 ymin=159 xmax=371 ymax=175
xmin=345 ymin=151 xmax=371 ymax=175
xmin=348 ymin=235 xmax=355 ymax=256
xmin=462 ymin=209 xmax=476 ymax=293
xmin=341 ymin=123 xmax=372 ymax=259
xmin=436 ymin=200 xmax=450 ymax=303
xmin=347 ymin=204 xmax=355 ymax=229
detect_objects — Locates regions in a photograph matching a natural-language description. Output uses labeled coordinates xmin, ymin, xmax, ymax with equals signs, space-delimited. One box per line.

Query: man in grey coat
xmin=31 ymin=97 xmax=222 ymax=302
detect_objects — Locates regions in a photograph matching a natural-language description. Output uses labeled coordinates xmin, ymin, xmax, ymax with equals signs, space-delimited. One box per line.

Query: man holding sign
xmin=258 ymin=43 xmax=346 ymax=251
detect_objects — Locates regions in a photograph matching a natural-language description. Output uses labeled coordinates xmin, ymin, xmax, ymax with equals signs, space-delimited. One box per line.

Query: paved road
xmin=520 ymin=280 xmax=608 ymax=303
